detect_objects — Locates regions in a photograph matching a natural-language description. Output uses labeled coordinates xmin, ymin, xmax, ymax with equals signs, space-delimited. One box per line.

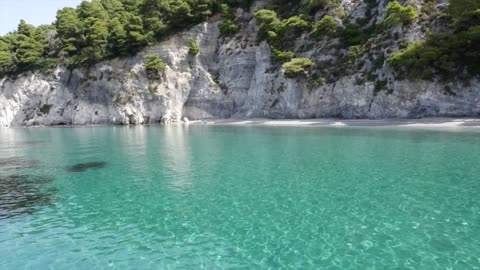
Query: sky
xmin=0 ymin=0 xmax=84 ymax=35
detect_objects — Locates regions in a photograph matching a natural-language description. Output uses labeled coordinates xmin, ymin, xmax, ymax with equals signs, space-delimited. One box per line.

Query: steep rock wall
xmin=1 ymin=4 xmax=479 ymax=127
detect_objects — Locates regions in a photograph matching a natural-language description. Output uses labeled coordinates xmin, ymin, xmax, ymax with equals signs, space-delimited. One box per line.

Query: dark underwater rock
xmin=66 ymin=162 xmax=107 ymax=172
xmin=0 ymin=174 xmax=55 ymax=220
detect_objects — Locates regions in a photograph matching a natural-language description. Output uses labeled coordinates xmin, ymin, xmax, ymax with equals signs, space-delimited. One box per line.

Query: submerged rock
xmin=0 ymin=174 xmax=55 ymax=220
xmin=66 ymin=162 xmax=107 ymax=173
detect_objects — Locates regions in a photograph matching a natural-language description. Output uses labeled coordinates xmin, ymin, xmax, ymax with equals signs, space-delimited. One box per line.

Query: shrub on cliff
xmin=144 ymin=54 xmax=167 ymax=80
xmin=188 ymin=38 xmax=200 ymax=56
xmin=342 ymin=23 xmax=367 ymax=46
xmin=219 ymin=20 xmax=239 ymax=35
xmin=219 ymin=3 xmax=239 ymax=36
xmin=282 ymin=57 xmax=313 ymax=77
xmin=385 ymin=1 xmax=418 ymax=26
xmin=311 ymin=15 xmax=337 ymax=36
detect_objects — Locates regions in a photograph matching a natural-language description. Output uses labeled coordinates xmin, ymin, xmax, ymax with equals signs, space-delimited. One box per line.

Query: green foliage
xmin=188 ymin=38 xmax=200 ymax=56
xmin=219 ymin=20 xmax=239 ymax=35
xmin=282 ymin=57 xmax=313 ymax=77
xmin=311 ymin=15 xmax=337 ymax=36
xmin=448 ymin=0 xmax=480 ymax=20
xmin=385 ymin=1 xmax=418 ymax=26
xmin=144 ymin=54 xmax=167 ymax=80
xmin=218 ymin=4 xmax=239 ymax=36
xmin=1 ymin=0 xmax=257 ymax=77
xmin=387 ymin=27 xmax=480 ymax=78
xmin=342 ymin=23 xmax=367 ymax=46
xmin=255 ymin=9 xmax=310 ymax=51
xmin=452 ymin=8 xmax=480 ymax=31
xmin=304 ymin=0 xmax=340 ymax=10
xmin=271 ymin=47 xmax=295 ymax=61
xmin=281 ymin=15 xmax=310 ymax=33
xmin=388 ymin=0 xmax=480 ymax=78
xmin=0 ymin=50 xmax=15 ymax=74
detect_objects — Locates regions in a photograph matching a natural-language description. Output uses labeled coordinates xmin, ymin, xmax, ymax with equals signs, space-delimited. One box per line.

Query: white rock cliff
xmin=0 ymin=5 xmax=479 ymax=127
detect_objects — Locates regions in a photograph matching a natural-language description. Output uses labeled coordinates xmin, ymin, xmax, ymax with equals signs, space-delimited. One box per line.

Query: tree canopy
xmin=0 ymin=0 xmax=248 ymax=77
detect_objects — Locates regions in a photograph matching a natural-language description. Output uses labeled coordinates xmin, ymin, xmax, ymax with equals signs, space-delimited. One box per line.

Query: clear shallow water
xmin=0 ymin=126 xmax=480 ymax=270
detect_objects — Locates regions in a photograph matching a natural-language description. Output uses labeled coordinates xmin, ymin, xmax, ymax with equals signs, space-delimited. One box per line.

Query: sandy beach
xmin=188 ymin=118 xmax=480 ymax=128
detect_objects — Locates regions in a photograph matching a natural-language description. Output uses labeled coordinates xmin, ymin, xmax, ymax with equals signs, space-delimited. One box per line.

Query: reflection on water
xmin=0 ymin=174 xmax=55 ymax=220
xmin=0 ymin=158 xmax=41 ymax=171
xmin=163 ymin=125 xmax=193 ymax=190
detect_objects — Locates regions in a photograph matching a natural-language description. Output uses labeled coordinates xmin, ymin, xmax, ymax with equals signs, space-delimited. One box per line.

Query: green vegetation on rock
xmin=188 ymin=38 xmax=200 ymax=56
xmin=385 ymin=1 xmax=417 ymax=26
xmin=0 ymin=0 xmax=244 ymax=77
xmin=311 ymin=15 xmax=337 ymax=37
xmin=283 ymin=57 xmax=313 ymax=77
xmin=1 ymin=0 xmax=479 ymax=84
xmin=144 ymin=54 xmax=166 ymax=80
xmin=219 ymin=3 xmax=239 ymax=36
xmin=388 ymin=0 xmax=480 ymax=79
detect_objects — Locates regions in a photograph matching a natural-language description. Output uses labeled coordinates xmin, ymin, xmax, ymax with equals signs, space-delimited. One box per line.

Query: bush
xmin=271 ymin=47 xmax=294 ymax=61
xmin=342 ymin=23 xmax=367 ymax=46
xmin=188 ymin=38 xmax=200 ymax=56
xmin=311 ymin=15 xmax=337 ymax=36
xmin=255 ymin=10 xmax=310 ymax=40
xmin=255 ymin=9 xmax=280 ymax=29
xmin=219 ymin=19 xmax=239 ymax=35
xmin=281 ymin=15 xmax=310 ymax=33
xmin=305 ymin=0 xmax=341 ymax=10
xmin=385 ymin=1 xmax=418 ymax=26
xmin=282 ymin=57 xmax=313 ymax=77
xmin=219 ymin=3 xmax=239 ymax=36
xmin=144 ymin=54 xmax=167 ymax=80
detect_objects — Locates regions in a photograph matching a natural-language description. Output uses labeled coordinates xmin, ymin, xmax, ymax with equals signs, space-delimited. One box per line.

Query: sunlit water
xmin=1 ymin=125 xmax=480 ymax=269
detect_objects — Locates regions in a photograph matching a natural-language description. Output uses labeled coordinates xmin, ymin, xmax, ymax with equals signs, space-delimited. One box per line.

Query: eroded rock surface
xmin=1 ymin=2 xmax=479 ymax=127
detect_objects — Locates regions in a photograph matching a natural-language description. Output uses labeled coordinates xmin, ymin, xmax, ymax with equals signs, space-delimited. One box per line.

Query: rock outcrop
xmin=1 ymin=1 xmax=479 ymax=127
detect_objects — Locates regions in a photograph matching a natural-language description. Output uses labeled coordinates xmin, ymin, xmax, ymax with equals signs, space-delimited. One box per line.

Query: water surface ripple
xmin=0 ymin=126 xmax=479 ymax=269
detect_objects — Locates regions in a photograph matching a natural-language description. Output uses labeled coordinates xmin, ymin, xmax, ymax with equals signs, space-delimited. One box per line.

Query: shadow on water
xmin=66 ymin=162 xmax=107 ymax=173
xmin=0 ymin=158 xmax=41 ymax=171
xmin=0 ymin=174 xmax=56 ymax=220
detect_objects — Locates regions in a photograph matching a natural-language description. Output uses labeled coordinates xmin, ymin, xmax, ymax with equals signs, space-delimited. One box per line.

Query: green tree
xmin=385 ymin=1 xmax=417 ymax=26
xmin=55 ymin=8 xmax=83 ymax=54
xmin=218 ymin=3 xmax=239 ymax=36
xmin=0 ymin=38 xmax=15 ymax=75
xmin=17 ymin=20 xmax=36 ymax=37
xmin=77 ymin=0 xmax=109 ymax=20
xmin=124 ymin=14 xmax=151 ymax=54
xmin=282 ymin=57 xmax=313 ymax=77
xmin=108 ymin=17 xmax=128 ymax=56
xmin=188 ymin=38 xmax=200 ymax=56
xmin=15 ymin=35 xmax=45 ymax=69
xmin=219 ymin=20 xmax=239 ymax=35
xmin=144 ymin=54 xmax=167 ymax=79
xmin=311 ymin=15 xmax=337 ymax=36
xmin=448 ymin=0 xmax=480 ymax=20
xmin=82 ymin=17 xmax=109 ymax=63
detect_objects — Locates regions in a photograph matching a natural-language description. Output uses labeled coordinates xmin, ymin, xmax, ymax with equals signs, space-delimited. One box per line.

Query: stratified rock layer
xmin=1 ymin=6 xmax=479 ymax=127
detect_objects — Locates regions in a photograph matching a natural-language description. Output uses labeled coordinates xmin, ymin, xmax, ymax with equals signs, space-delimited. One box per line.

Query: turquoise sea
xmin=0 ymin=125 xmax=479 ymax=269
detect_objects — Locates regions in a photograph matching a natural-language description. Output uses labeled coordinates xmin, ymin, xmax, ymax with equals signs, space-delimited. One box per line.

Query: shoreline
xmin=187 ymin=117 xmax=480 ymax=128
xmin=3 ymin=117 xmax=480 ymax=129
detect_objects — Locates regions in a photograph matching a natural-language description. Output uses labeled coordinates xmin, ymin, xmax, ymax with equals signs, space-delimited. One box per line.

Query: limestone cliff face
xmin=1 ymin=2 xmax=479 ymax=127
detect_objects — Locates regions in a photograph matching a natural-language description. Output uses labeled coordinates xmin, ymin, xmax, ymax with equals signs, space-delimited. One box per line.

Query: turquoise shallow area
xmin=1 ymin=126 xmax=480 ymax=269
